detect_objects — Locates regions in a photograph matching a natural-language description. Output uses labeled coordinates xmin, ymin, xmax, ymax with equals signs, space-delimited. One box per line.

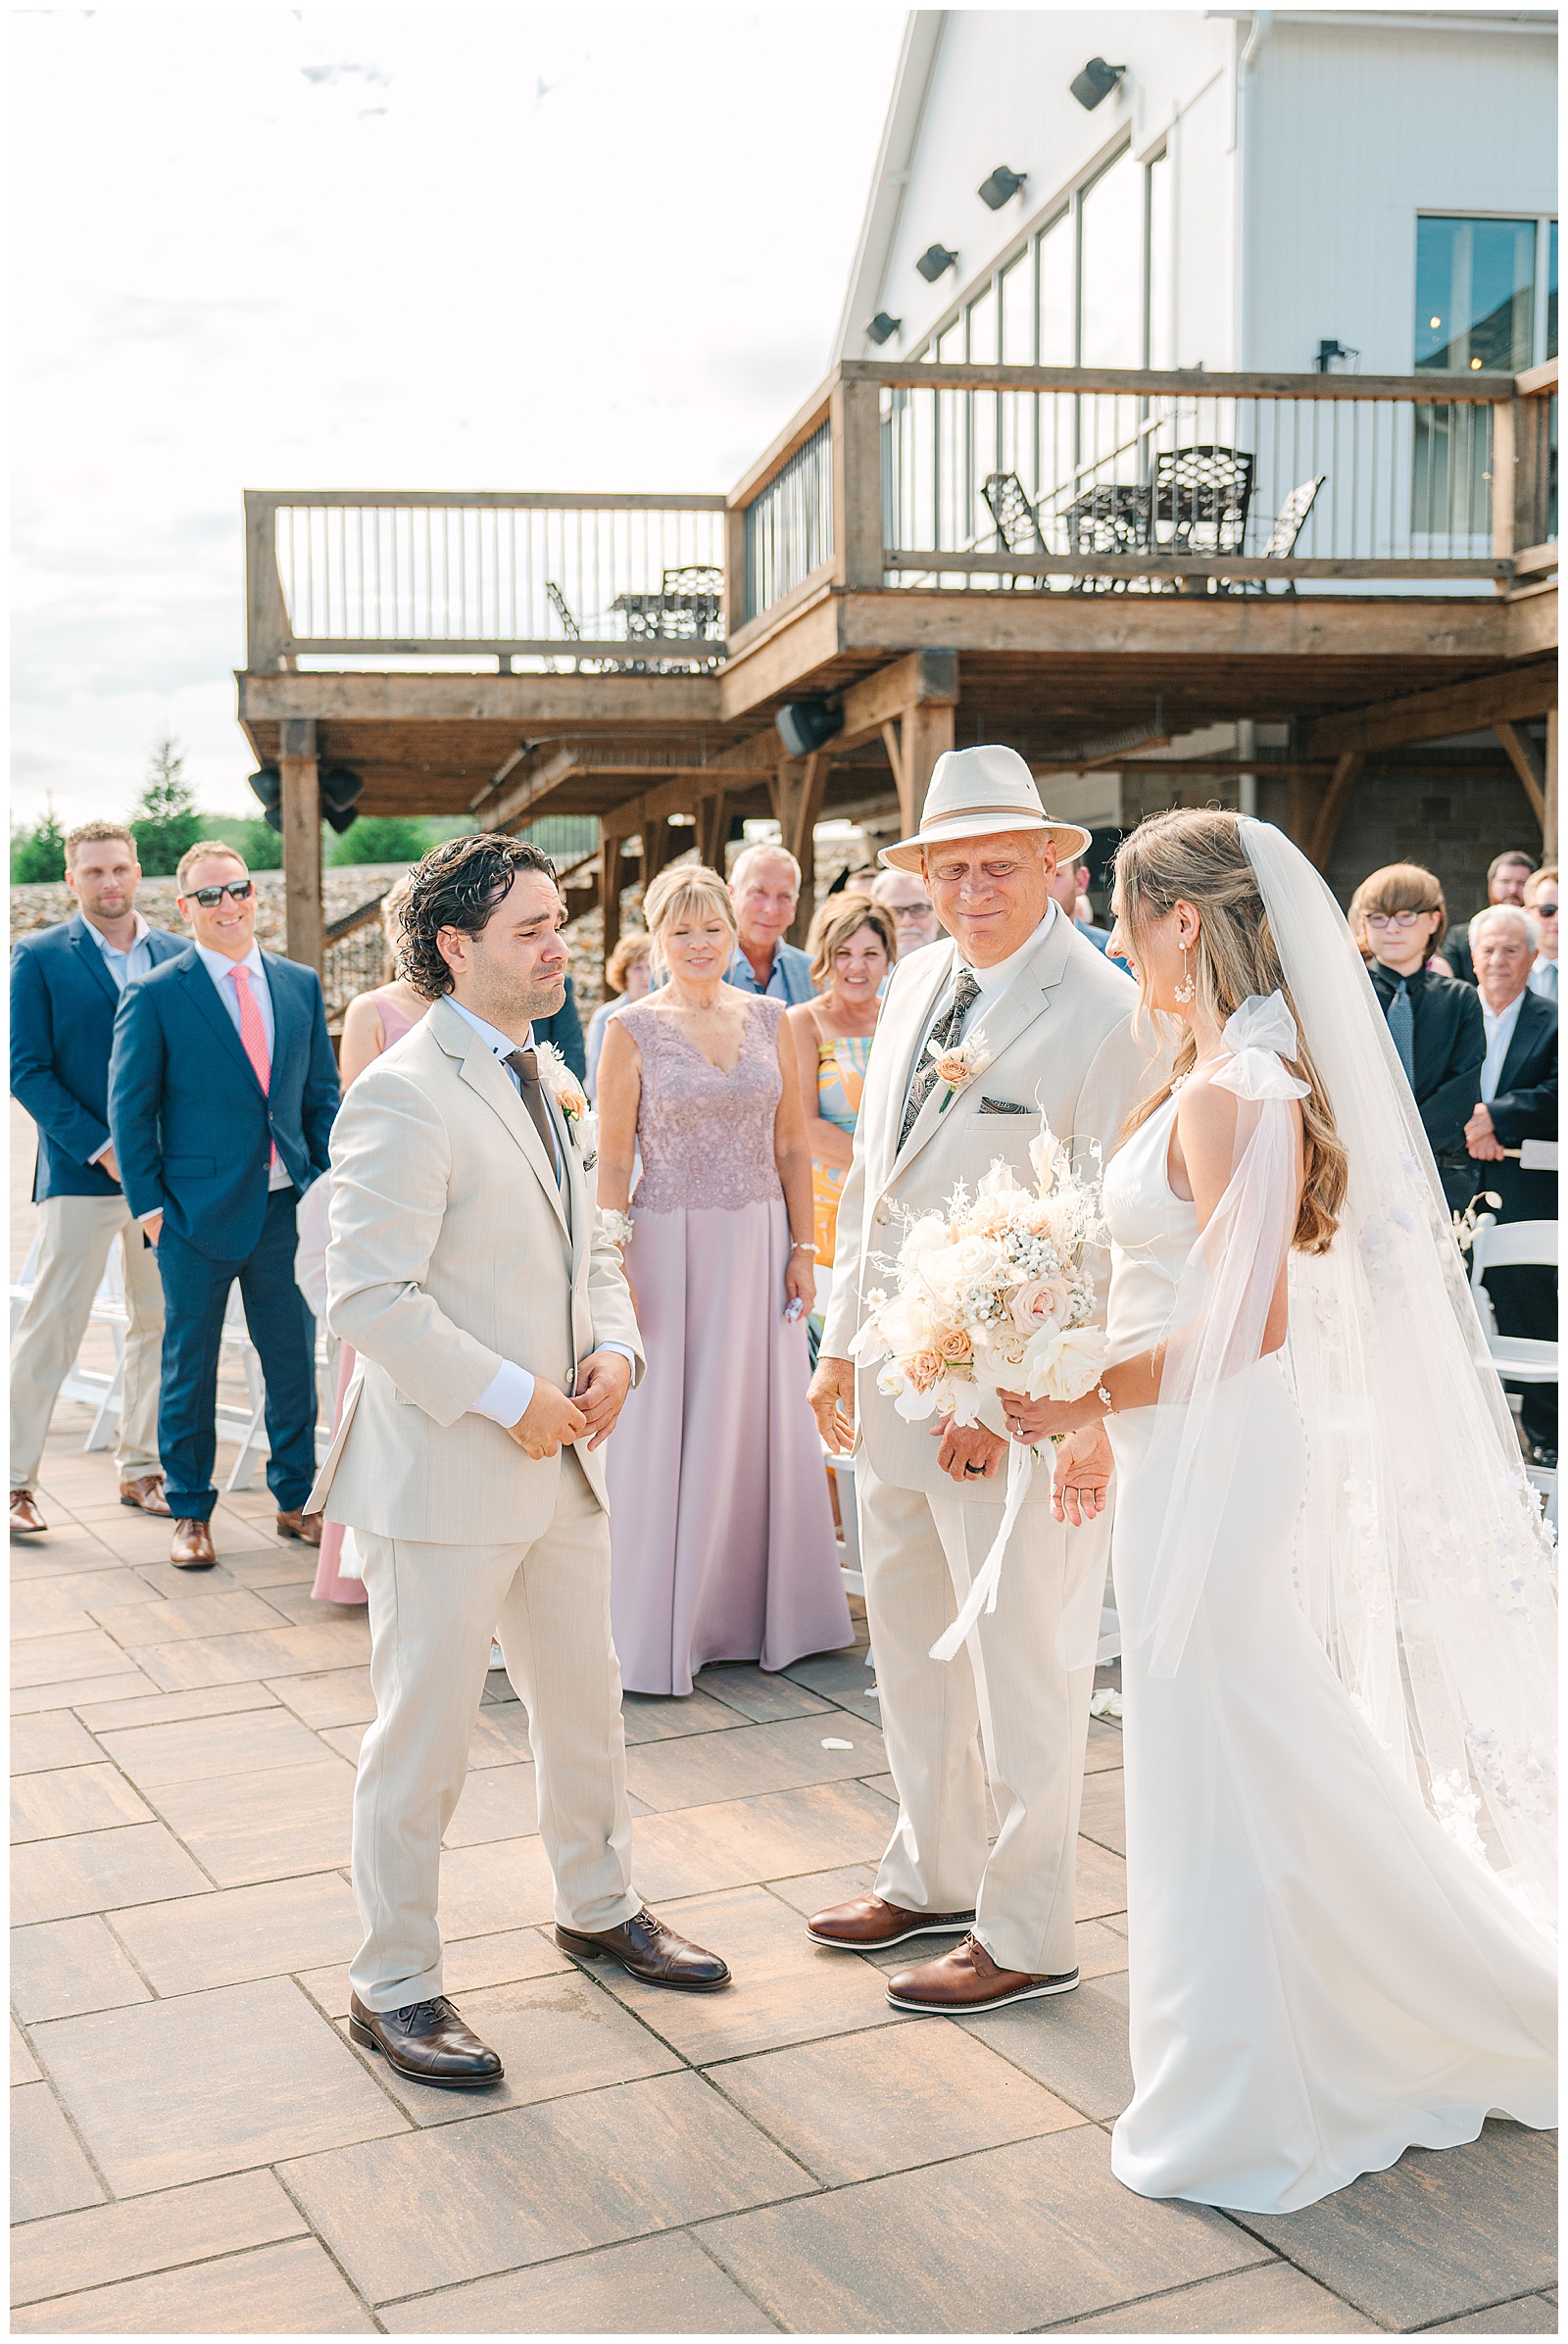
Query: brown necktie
xmin=503 ymin=1050 xmax=562 ymax=1184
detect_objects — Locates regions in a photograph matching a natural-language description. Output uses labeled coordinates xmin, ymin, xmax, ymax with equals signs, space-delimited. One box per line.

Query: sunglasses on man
xmin=185 ymin=880 xmax=254 ymax=906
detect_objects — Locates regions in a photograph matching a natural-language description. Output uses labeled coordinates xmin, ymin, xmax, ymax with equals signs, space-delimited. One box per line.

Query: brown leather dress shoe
xmin=120 ymin=1475 xmax=172 ymax=1518
xmin=556 ymin=1906 xmax=731 ymax=1992
xmin=10 ymin=1489 xmax=48 ymax=1536
xmin=171 ymin=1518 xmax=217 ymax=1570
xmin=275 ymin=1509 xmax=323 ymax=1546
xmin=807 ymin=1892 xmax=977 ymax=1951
xmin=886 ymin=1932 xmax=1079 ymax=2015
xmin=349 ymin=1993 xmax=503 ymax=2089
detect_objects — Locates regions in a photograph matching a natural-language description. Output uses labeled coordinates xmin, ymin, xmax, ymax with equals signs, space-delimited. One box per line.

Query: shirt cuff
xmin=597 ymin=1343 xmax=637 ymax=1370
xmin=88 ymin=1139 xmax=114 ymax=1165
xmin=469 ymin=1359 xmax=535 ymax=1427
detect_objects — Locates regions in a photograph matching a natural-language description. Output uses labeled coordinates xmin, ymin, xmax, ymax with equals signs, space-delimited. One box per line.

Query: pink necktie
xmin=230 ymin=965 xmax=278 ymax=1169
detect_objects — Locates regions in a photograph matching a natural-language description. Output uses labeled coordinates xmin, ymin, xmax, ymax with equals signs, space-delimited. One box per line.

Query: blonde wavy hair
xmin=806 ymin=892 xmax=897 ymax=989
xmin=642 ymin=861 xmax=737 ymax=976
xmin=1114 ymin=808 xmax=1348 ymax=1254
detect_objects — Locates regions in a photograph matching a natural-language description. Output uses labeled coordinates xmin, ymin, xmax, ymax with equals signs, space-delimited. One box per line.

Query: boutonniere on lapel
xmin=926 ymin=1026 xmax=993 ymax=1114
xmin=535 ymin=1044 xmax=597 ymax=1171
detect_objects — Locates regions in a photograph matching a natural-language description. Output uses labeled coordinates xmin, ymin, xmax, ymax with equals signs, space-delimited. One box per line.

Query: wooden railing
xmin=725 ymin=359 xmax=1558 ymax=625
xmin=245 ymin=490 xmax=727 ymax=671
xmin=246 ymin=363 xmax=1557 ymax=670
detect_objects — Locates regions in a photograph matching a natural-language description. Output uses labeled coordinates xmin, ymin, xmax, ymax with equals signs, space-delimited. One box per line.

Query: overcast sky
xmin=11 ymin=6 xmax=905 ymax=827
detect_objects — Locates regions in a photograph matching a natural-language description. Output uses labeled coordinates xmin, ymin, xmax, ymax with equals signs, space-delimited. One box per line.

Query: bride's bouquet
xmin=850 ymin=1122 xmax=1108 ymax=1427
xmin=849 ymin=1121 xmax=1109 ymax=1664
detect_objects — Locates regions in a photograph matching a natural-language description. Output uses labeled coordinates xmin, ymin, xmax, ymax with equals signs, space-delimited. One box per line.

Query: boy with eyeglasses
xmin=108 ymin=844 xmax=339 ymax=1567
xmin=1358 ymin=861 xmax=1486 ymax=1215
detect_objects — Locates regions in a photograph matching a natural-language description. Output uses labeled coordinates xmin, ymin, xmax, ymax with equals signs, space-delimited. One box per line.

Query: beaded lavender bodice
xmin=622 ymin=996 xmax=785 ymax=1214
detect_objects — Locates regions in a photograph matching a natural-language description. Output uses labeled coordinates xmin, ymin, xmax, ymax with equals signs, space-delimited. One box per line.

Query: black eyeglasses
xmin=186 ymin=880 xmax=254 ymax=906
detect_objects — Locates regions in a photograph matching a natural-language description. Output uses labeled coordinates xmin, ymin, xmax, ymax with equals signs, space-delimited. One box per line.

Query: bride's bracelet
xmin=791 ymin=1240 xmax=818 ymax=1258
xmin=598 ymin=1208 xmax=635 ymax=1249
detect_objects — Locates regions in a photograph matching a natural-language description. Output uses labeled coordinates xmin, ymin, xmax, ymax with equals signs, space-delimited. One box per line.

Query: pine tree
xmin=129 ymin=735 xmax=204 ymax=876
xmin=9 ymin=802 xmax=66 ymax=883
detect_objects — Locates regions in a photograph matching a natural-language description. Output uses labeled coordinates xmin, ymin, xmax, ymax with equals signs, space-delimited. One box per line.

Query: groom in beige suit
xmin=808 ymin=747 xmax=1146 ymax=2015
xmin=310 ymin=835 xmax=728 ymax=2089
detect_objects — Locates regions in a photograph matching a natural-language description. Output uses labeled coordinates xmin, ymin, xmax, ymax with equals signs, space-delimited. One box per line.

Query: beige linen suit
xmin=821 ymin=908 xmax=1147 ymax=1975
xmin=307 ymin=997 xmax=646 ymax=2010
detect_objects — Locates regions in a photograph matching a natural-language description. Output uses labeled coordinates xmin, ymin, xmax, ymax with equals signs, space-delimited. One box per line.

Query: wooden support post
xmin=901 ymin=701 xmax=955 ymax=838
xmin=830 ymin=373 xmax=884 ymax=591
xmin=600 ymin=830 xmax=622 ymax=984
xmin=1544 ymin=708 xmax=1558 ymax=864
xmin=1285 ymin=769 xmax=1324 ymax=856
xmin=277 ymin=718 xmax=321 ymax=971
xmin=697 ymin=792 xmax=729 ymax=872
xmin=1306 ymin=750 xmax=1365 ymax=873
xmin=1494 ymin=721 xmax=1547 ymax=832
xmin=642 ymin=815 xmax=673 ymax=887
xmin=773 ymin=752 xmax=832 ymax=947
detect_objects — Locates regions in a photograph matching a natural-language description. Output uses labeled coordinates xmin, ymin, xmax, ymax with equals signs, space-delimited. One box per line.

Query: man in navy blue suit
xmin=10 ymin=821 xmax=187 ymax=1535
xmin=109 ymin=842 xmax=339 ymax=1568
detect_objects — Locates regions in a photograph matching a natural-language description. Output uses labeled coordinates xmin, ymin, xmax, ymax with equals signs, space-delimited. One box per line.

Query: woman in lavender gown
xmin=596 ymin=863 xmax=852 ymax=1695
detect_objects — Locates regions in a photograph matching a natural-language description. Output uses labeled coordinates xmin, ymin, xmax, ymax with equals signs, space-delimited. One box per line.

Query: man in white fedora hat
xmin=807 ymin=743 xmax=1146 ymax=2014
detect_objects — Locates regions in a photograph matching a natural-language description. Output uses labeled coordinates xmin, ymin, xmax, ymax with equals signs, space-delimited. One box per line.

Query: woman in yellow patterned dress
xmin=785 ymin=894 xmax=897 ymax=1287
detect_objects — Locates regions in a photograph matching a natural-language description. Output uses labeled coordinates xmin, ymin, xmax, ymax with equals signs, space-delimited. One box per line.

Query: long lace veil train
xmin=1119 ymin=817 xmax=1557 ymax=1935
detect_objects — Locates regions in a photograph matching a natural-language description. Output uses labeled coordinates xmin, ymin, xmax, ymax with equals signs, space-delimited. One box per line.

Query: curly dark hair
xmin=397 ymin=833 xmax=558 ymax=1000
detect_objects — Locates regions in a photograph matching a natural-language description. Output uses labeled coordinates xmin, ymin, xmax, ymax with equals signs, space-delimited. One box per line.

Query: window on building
xmin=1415 ymin=216 xmax=1536 ymax=373
xmin=1077 ymin=144 xmax=1140 ymax=368
xmin=1037 ymin=210 xmax=1073 ymax=365
xmin=1146 ymin=147 xmax=1172 ymax=369
xmin=1000 ymin=251 xmax=1032 ymax=364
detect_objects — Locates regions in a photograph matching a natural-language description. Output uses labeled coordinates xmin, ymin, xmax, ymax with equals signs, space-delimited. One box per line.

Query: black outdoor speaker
xmin=775 ymin=701 xmax=845 ymax=758
xmin=978 ymin=165 xmax=1025 ymax=211
xmin=1069 ymin=57 xmax=1125 ymax=110
xmin=248 ymin=764 xmax=281 ymax=809
xmin=866 ymin=312 xmax=902 ymax=345
xmin=319 ymin=764 xmax=364 ymax=815
xmin=915 ymin=243 xmax=957 ymax=283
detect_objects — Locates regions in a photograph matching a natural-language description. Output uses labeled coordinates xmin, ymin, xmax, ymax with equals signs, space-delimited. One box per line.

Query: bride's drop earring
xmin=1174 ymin=943 xmax=1196 ymax=1004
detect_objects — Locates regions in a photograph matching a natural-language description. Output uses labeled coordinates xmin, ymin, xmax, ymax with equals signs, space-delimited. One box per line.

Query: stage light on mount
xmin=775 ymin=701 xmax=844 ymax=758
xmin=1069 ymin=57 xmax=1125 ymax=110
xmin=866 ymin=312 xmax=902 ymax=345
xmin=978 ymin=165 xmax=1025 ymax=211
xmin=915 ymin=243 xmax=957 ymax=283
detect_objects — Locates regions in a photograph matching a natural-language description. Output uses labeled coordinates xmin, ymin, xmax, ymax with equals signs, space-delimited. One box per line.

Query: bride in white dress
xmin=1000 ymin=807 xmax=1555 ymax=2215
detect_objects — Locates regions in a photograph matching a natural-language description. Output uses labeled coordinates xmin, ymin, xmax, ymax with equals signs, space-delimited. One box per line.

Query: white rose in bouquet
xmin=1019 ymin=1322 xmax=1109 ymax=1403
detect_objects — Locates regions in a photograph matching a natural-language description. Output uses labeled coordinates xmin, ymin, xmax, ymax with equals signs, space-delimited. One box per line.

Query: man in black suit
xmin=1443 ymin=849 xmax=1537 ymax=985
xmin=1464 ymin=903 xmax=1558 ymax=1466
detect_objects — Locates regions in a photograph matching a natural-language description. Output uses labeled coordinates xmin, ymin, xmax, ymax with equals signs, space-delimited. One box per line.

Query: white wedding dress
xmin=1102 ymin=1083 xmax=1557 ymax=2214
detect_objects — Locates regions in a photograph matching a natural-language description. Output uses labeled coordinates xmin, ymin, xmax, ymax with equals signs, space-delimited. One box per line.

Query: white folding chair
xmin=1469 ymin=1216 xmax=1558 ymax=1526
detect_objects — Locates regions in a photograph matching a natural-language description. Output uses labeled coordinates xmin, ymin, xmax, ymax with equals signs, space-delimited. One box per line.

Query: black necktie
xmin=1386 ymin=980 xmax=1415 ymax=1086
xmin=503 ymin=1050 xmax=562 ymax=1184
xmin=900 ymin=968 xmax=982 ymax=1150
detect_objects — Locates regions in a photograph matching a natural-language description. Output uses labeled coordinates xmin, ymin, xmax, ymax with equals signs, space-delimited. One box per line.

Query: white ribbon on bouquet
xmin=929 ymin=1440 xmax=1035 ymax=1662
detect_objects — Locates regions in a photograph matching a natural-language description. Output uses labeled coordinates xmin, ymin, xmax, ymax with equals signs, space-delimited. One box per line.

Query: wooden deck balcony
xmin=235 ymin=361 xmax=1557 ymax=970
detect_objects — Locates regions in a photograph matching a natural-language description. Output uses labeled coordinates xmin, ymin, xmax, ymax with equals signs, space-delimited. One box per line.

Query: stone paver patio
xmin=9 ymin=1116 xmax=1558 ymax=2334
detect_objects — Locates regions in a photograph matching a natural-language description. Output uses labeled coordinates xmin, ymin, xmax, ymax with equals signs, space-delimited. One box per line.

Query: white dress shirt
xmin=1480 ymin=990 xmax=1526 ymax=1103
xmin=1529 ymin=955 xmax=1558 ymax=1002
xmin=447 ymin=1001 xmax=634 ymax=1430
xmin=906 ymin=901 xmax=1059 ymax=1100
xmin=87 ymin=909 xmax=156 ymax=993
xmin=192 ymin=939 xmax=291 ymax=1190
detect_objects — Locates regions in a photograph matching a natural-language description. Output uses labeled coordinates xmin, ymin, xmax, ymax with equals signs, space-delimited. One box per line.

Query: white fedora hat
xmin=878 ymin=744 xmax=1092 ymax=874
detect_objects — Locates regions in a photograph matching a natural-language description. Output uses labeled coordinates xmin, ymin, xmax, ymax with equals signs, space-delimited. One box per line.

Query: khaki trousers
xmin=858 ymin=1450 xmax=1102 ymax=1978
xmin=10 ymin=1196 xmax=165 ymax=1487
xmin=350 ymin=1450 xmax=639 ymax=2012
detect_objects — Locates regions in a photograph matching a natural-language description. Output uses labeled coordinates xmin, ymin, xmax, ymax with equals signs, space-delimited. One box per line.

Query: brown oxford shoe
xmin=349 ymin=1992 xmax=503 ymax=2089
xmin=120 ymin=1474 xmax=172 ymax=1518
xmin=9 ymin=1489 xmax=48 ymax=1536
xmin=171 ymin=1517 xmax=217 ymax=1570
xmin=556 ymin=1906 xmax=731 ymax=1992
xmin=886 ymin=1931 xmax=1079 ymax=2015
xmin=274 ymin=1509 xmax=323 ymax=1546
xmin=806 ymin=1892 xmax=976 ymax=1952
